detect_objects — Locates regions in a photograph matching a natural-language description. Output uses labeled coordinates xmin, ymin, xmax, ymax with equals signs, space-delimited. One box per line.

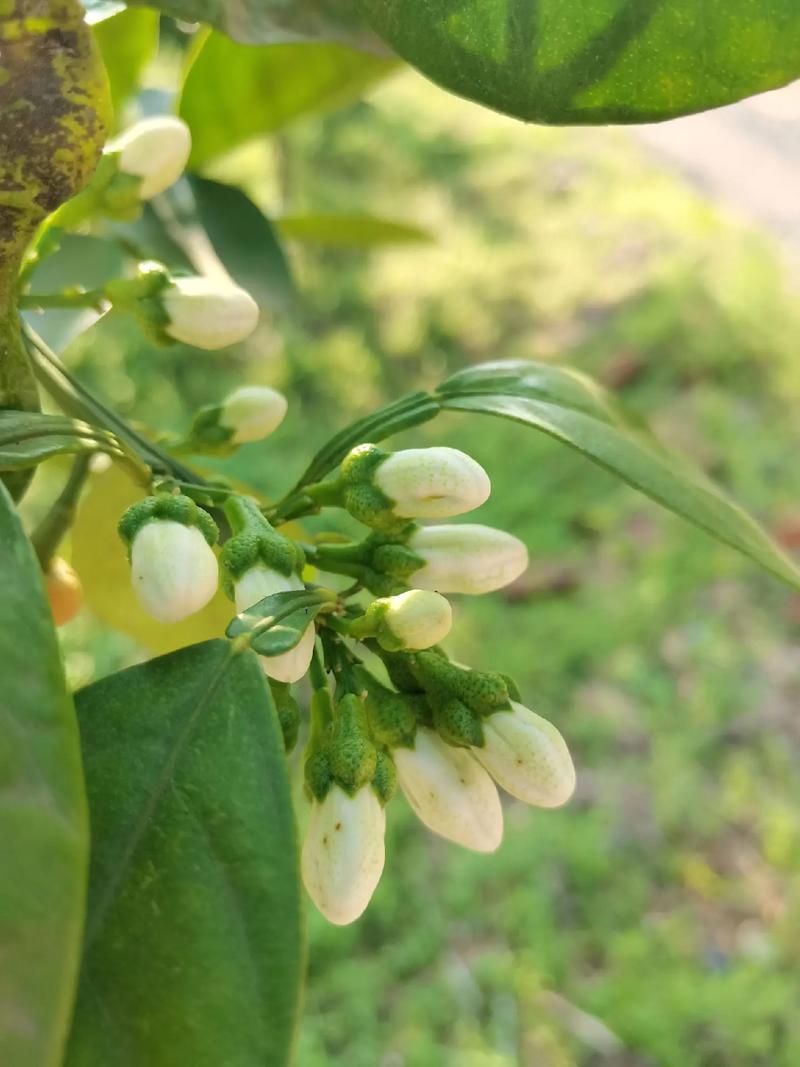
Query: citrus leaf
xmin=179 ymin=32 xmax=396 ymax=168
xmin=226 ymin=588 xmax=334 ymax=655
xmin=278 ymin=213 xmax=431 ymax=247
xmin=436 ymin=360 xmax=800 ymax=591
xmin=291 ymin=391 xmax=441 ymax=491
xmin=189 ymin=176 xmax=297 ymax=312
xmin=0 ymin=410 xmax=124 ymax=470
xmin=66 ymin=639 xmax=303 ymax=1067
xmin=358 ymin=0 xmax=800 ymax=124
xmin=0 ymin=484 xmax=88 ymax=1067
xmin=93 ymin=8 xmax=160 ymax=118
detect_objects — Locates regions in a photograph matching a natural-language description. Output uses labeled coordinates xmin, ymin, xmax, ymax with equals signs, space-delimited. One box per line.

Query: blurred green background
xmin=38 ymin=61 xmax=800 ymax=1066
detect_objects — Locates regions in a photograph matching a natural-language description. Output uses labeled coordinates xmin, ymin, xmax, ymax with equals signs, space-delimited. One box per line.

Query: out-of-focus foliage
xmin=54 ymin=64 xmax=800 ymax=1066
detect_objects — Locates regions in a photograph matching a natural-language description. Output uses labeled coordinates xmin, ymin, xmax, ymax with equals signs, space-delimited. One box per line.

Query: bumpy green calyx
xmin=327 ymin=693 xmax=377 ymax=796
xmin=431 ymin=696 xmax=484 ymax=748
xmin=340 ymin=443 xmax=411 ymax=534
xmin=372 ymin=749 xmax=397 ymax=806
xmin=220 ymin=496 xmax=304 ymax=595
xmin=0 ymin=0 xmax=111 ymax=498
xmin=269 ymin=680 xmax=301 ymax=753
xmin=117 ymin=493 xmax=218 ymax=555
xmin=304 ymin=748 xmax=333 ymax=803
xmin=411 ymin=652 xmax=512 ymax=717
xmin=358 ymin=668 xmax=420 ymax=748
xmin=381 ymin=649 xmax=426 ymax=694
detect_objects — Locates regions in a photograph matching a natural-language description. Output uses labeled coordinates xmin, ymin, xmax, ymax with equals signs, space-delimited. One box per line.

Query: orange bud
xmin=46 ymin=557 xmax=83 ymax=627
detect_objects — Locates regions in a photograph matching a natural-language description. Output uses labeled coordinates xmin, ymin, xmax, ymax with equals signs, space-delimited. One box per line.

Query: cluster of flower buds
xmin=106 ymin=261 xmax=259 ymax=351
xmin=116 ymin=394 xmax=575 ymax=925
xmin=299 ymin=656 xmax=574 ymax=924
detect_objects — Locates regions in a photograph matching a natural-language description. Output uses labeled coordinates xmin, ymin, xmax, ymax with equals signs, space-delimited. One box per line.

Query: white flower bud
xmin=111 ymin=116 xmax=192 ymax=200
xmin=131 ymin=520 xmax=218 ymax=623
xmin=162 ymin=276 xmax=259 ymax=350
xmin=394 ymin=728 xmax=503 ymax=852
xmin=375 ymin=446 xmax=490 ymax=519
xmin=475 ymin=701 xmax=575 ymax=808
xmin=379 ymin=589 xmax=452 ymax=650
xmin=301 ymin=784 xmax=386 ymax=925
xmin=221 ymin=385 xmax=288 ymax=444
xmin=234 ymin=563 xmax=315 ymax=684
xmin=408 ymin=523 xmax=528 ymax=595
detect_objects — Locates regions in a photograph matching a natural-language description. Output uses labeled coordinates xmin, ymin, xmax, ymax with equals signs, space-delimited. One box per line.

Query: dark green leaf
xmin=66 ymin=639 xmax=303 ymax=1067
xmin=131 ymin=0 xmax=380 ymax=49
xmin=359 ymin=1 xmax=800 ymax=124
xmin=291 ymin=391 xmax=441 ymax=491
xmin=0 ymin=484 xmax=88 ymax=1067
xmin=0 ymin=411 xmax=124 ymax=470
xmin=436 ymin=360 xmax=800 ymax=591
xmin=227 ymin=588 xmax=333 ymax=655
xmin=93 ymin=8 xmax=160 ymax=118
xmin=278 ymin=213 xmax=431 ymax=247
xmin=179 ymin=32 xmax=397 ymax=168
xmin=189 ymin=177 xmax=297 ymax=312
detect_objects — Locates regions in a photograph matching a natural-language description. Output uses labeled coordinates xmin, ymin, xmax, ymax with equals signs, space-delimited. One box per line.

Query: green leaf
xmin=291 ymin=390 xmax=441 ymax=491
xmin=66 ymin=639 xmax=303 ymax=1067
xmin=0 ymin=484 xmax=88 ymax=1067
xmin=226 ymin=588 xmax=334 ymax=656
xmin=436 ymin=360 xmax=800 ymax=592
xmin=189 ymin=177 xmax=297 ymax=312
xmin=93 ymin=8 xmax=160 ymax=117
xmin=278 ymin=213 xmax=431 ymax=247
xmin=0 ymin=410 xmax=126 ymax=470
xmin=179 ymin=32 xmax=397 ymax=168
xmin=358 ymin=1 xmax=800 ymax=124
xmin=130 ymin=0 xmax=379 ymax=49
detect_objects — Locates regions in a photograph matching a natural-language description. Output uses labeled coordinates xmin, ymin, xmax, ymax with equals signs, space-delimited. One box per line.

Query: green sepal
xmin=371 ymin=749 xmax=397 ymax=806
xmin=117 ymin=492 xmax=218 ymax=554
xmin=221 ymin=496 xmax=305 ymax=595
xmin=327 ymin=693 xmax=377 ymax=795
xmin=380 ymin=649 xmax=425 ymax=695
xmin=412 ymin=652 xmax=512 ymax=717
xmin=340 ymin=443 xmax=412 ymax=534
xmin=268 ymin=680 xmax=301 ymax=753
xmin=304 ymin=748 xmax=333 ymax=803
xmin=431 ymin=696 xmax=484 ymax=748
xmin=183 ymin=403 xmax=236 ymax=456
xmin=358 ymin=667 xmax=420 ymax=748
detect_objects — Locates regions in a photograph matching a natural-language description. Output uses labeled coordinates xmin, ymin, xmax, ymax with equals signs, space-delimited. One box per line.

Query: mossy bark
xmin=0 ymin=0 xmax=111 ymax=497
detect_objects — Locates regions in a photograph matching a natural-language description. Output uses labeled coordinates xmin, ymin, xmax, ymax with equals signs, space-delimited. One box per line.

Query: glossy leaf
xmin=189 ymin=176 xmax=296 ymax=312
xmin=359 ymin=1 xmax=800 ymax=124
xmin=71 ymin=464 xmax=234 ymax=656
xmin=436 ymin=360 xmax=800 ymax=591
xmin=291 ymin=390 xmax=441 ymax=491
xmin=93 ymin=8 xmax=160 ymax=118
xmin=278 ymin=213 xmax=430 ymax=247
xmin=130 ymin=0 xmax=379 ymax=49
xmin=0 ymin=484 xmax=88 ymax=1067
xmin=0 ymin=410 xmax=125 ymax=470
xmin=66 ymin=639 xmax=303 ymax=1067
xmin=226 ymin=588 xmax=334 ymax=655
xmin=179 ymin=32 xmax=396 ymax=167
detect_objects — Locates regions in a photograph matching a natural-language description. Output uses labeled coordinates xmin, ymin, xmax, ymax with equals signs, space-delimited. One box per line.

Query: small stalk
xmin=31 ymin=454 xmax=91 ymax=569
